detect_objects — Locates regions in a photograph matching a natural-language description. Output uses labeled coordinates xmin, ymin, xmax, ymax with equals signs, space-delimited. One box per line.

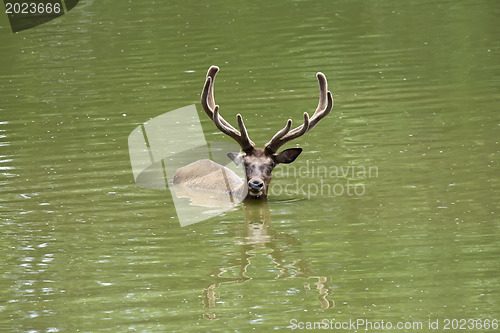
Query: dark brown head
xmin=227 ymin=148 xmax=302 ymax=198
xmin=201 ymin=65 xmax=333 ymax=199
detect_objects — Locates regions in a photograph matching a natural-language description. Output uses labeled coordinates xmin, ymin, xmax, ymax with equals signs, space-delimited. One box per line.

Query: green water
xmin=1 ymin=1 xmax=499 ymax=332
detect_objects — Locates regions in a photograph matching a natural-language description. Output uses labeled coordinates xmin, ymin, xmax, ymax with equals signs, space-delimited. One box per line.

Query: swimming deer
xmin=173 ymin=65 xmax=333 ymax=200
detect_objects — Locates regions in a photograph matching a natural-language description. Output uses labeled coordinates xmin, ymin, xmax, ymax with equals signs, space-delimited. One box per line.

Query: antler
xmin=201 ymin=66 xmax=255 ymax=153
xmin=264 ymin=72 xmax=333 ymax=154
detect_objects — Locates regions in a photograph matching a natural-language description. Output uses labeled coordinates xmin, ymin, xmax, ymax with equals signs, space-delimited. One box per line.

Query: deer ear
xmin=275 ymin=148 xmax=302 ymax=164
xmin=227 ymin=152 xmax=244 ymax=166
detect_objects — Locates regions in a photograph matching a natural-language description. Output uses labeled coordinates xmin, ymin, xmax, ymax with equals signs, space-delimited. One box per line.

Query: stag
xmin=173 ymin=65 xmax=333 ymax=200
xmin=202 ymin=200 xmax=335 ymax=319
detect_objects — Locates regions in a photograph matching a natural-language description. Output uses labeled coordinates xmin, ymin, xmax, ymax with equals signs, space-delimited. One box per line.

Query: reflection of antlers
xmin=304 ymin=276 xmax=335 ymax=310
xmin=201 ymin=66 xmax=255 ymax=153
xmin=201 ymin=202 xmax=335 ymax=319
xmin=264 ymin=72 xmax=333 ymax=154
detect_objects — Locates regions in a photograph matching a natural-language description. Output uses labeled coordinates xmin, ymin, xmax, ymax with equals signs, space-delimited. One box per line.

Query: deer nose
xmin=248 ymin=180 xmax=264 ymax=190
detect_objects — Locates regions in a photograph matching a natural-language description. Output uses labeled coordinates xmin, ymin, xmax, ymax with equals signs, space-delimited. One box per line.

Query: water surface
xmin=1 ymin=0 xmax=499 ymax=331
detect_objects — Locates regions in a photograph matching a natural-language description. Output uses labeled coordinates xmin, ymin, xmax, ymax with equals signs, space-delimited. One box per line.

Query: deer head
xmin=201 ymin=65 xmax=333 ymax=199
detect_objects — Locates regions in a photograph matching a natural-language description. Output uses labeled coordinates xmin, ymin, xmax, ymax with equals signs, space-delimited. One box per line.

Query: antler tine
xmin=308 ymin=72 xmax=333 ymax=130
xmin=264 ymin=72 xmax=333 ymax=154
xmin=264 ymin=113 xmax=309 ymax=153
xmin=206 ymin=66 xmax=218 ymax=110
xmin=236 ymin=114 xmax=254 ymax=151
xmin=201 ymin=66 xmax=255 ymax=153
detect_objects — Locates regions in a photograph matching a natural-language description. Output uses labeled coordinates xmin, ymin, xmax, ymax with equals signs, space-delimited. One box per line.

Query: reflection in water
xmin=198 ymin=200 xmax=334 ymax=319
xmin=1 ymin=1 xmax=498 ymax=329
